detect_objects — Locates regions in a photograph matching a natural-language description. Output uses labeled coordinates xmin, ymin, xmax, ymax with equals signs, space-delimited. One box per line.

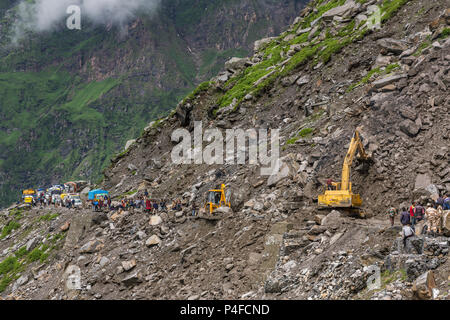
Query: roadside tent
xmin=88 ymin=189 xmax=109 ymax=200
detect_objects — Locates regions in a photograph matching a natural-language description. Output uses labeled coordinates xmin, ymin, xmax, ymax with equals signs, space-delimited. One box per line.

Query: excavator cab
xmin=318 ymin=130 xmax=370 ymax=210
xmin=205 ymin=184 xmax=231 ymax=215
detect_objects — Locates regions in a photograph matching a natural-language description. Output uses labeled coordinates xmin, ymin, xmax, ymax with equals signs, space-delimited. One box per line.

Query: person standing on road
xmin=425 ymin=204 xmax=440 ymax=236
xmin=414 ymin=202 xmax=425 ymax=223
xmin=402 ymin=223 xmax=415 ymax=247
xmin=409 ymin=202 xmax=417 ymax=229
xmin=387 ymin=206 xmax=397 ymax=227
xmin=145 ymin=198 xmax=152 ymax=214
xmin=400 ymin=207 xmax=410 ymax=226
xmin=443 ymin=194 xmax=450 ymax=210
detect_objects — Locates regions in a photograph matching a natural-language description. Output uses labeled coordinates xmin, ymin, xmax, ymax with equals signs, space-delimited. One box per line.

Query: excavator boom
xmin=341 ymin=130 xmax=368 ymax=191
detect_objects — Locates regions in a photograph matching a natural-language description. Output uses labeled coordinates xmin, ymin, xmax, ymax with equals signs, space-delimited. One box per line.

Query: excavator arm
xmin=340 ymin=130 xmax=368 ymax=191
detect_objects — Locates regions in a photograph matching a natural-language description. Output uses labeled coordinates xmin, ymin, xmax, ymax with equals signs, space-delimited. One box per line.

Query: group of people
xmin=24 ymin=194 xmax=79 ymax=209
xmin=386 ymin=194 xmax=449 ymax=246
xmin=90 ymin=193 xmax=184 ymax=215
xmin=92 ymin=195 xmax=111 ymax=212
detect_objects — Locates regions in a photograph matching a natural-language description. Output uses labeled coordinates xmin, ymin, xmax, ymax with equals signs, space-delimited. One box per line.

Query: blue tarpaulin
xmin=88 ymin=189 xmax=109 ymax=200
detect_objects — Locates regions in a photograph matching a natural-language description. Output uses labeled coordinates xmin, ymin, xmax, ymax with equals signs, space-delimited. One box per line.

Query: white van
xmin=68 ymin=194 xmax=83 ymax=209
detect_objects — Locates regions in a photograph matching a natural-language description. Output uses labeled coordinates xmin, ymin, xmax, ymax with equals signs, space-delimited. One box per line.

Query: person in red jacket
xmin=145 ymin=198 xmax=152 ymax=214
xmin=409 ymin=202 xmax=416 ymax=228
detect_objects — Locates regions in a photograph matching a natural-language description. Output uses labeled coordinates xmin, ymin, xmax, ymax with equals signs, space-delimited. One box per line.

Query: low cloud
xmin=11 ymin=0 xmax=160 ymax=43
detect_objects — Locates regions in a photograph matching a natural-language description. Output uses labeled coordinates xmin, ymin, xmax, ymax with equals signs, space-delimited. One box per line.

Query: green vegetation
xmin=213 ymin=0 xmax=409 ymax=114
xmin=0 ymin=232 xmax=66 ymax=292
xmin=0 ymin=220 xmax=21 ymax=239
xmin=347 ymin=63 xmax=400 ymax=91
xmin=438 ymin=28 xmax=450 ymax=39
xmin=380 ymin=0 xmax=410 ymax=23
xmin=413 ymin=40 xmax=432 ymax=56
xmin=182 ymin=81 xmax=212 ymax=104
xmin=8 ymin=208 xmax=25 ymax=220
xmin=37 ymin=213 xmax=60 ymax=222
xmin=27 ymin=244 xmax=50 ymax=263
xmin=287 ymin=127 xmax=314 ymax=145
xmin=0 ymin=255 xmax=22 ymax=292
xmin=116 ymin=189 xmax=138 ymax=200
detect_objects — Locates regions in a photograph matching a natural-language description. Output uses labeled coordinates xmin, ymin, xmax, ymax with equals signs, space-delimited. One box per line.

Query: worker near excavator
xmin=326 ymin=178 xmax=334 ymax=190
xmin=387 ymin=206 xmax=397 ymax=227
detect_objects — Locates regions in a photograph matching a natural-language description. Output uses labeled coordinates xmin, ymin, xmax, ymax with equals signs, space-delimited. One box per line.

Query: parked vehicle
xmin=68 ymin=193 xmax=83 ymax=208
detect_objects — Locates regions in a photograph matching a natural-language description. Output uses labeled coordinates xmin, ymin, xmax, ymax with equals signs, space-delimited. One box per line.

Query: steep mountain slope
xmin=0 ymin=0 xmax=306 ymax=207
xmin=0 ymin=0 xmax=449 ymax=300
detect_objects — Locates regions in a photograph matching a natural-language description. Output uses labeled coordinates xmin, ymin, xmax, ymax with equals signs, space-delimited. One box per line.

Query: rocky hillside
xmin=0 ymin=0 xmax=306 ymax=207
xmin=0 ymin=0 xmax=449 ymax=300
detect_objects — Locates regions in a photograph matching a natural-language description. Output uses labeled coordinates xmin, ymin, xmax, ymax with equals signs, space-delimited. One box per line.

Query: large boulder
xmin=254 ymin=37 xmax=276 ymax=52
xmin=377 ymin=38 xmax=409 ymax=54
xmin=414 ymin=174 xmax=432 ymax=190
xmin=442 ymin=210 xmax=450 ymax=236
xmin=321 ymin=0 xmax=361 ymax=21
xmin=149 ymin=215 xmax=162 ymax=226
xmin=79 ymin=239 xmax=104 ymax=254
xmin=215 ymin=206 xmax=233 ymax=215
xmin=412 ymin=270 xmax=437 ymax=300
xmin=321 ymin=210 xmax=343 ymax=226
xmin=391 ymin=236 xmax=424 ymax=254
xmin=92 ymin=212 xmax=108 ymax=225
xmin=372 ymin=74 xmax=407 ymax=89
xmin=122 ymin=272 xmax=143 ymax=287
xmin=146 ymin=235 xmax=161 ymax=247
xmin=412 ymin=174 xmax=438 ymax=199
xmin=399 ymin=119 xmax=420 ymax=137
xmin=175 ymin=102 xmax=193 ymax=127
xmin=124 ymin=139 xmax=136 ymax=151
xmin=225 ymin=57 xmax=250 ymax=73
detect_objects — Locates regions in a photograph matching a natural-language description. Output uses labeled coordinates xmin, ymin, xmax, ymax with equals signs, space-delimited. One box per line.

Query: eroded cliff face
xmin=0 ymin=0 xmax=306 ymax=207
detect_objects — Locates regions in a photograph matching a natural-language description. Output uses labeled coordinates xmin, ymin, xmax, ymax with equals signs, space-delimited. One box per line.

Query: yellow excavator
xmin=318 ymin=130 xmax=370 ymax=212
xmin=204 ymin=184 xmax=231 ymax=215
